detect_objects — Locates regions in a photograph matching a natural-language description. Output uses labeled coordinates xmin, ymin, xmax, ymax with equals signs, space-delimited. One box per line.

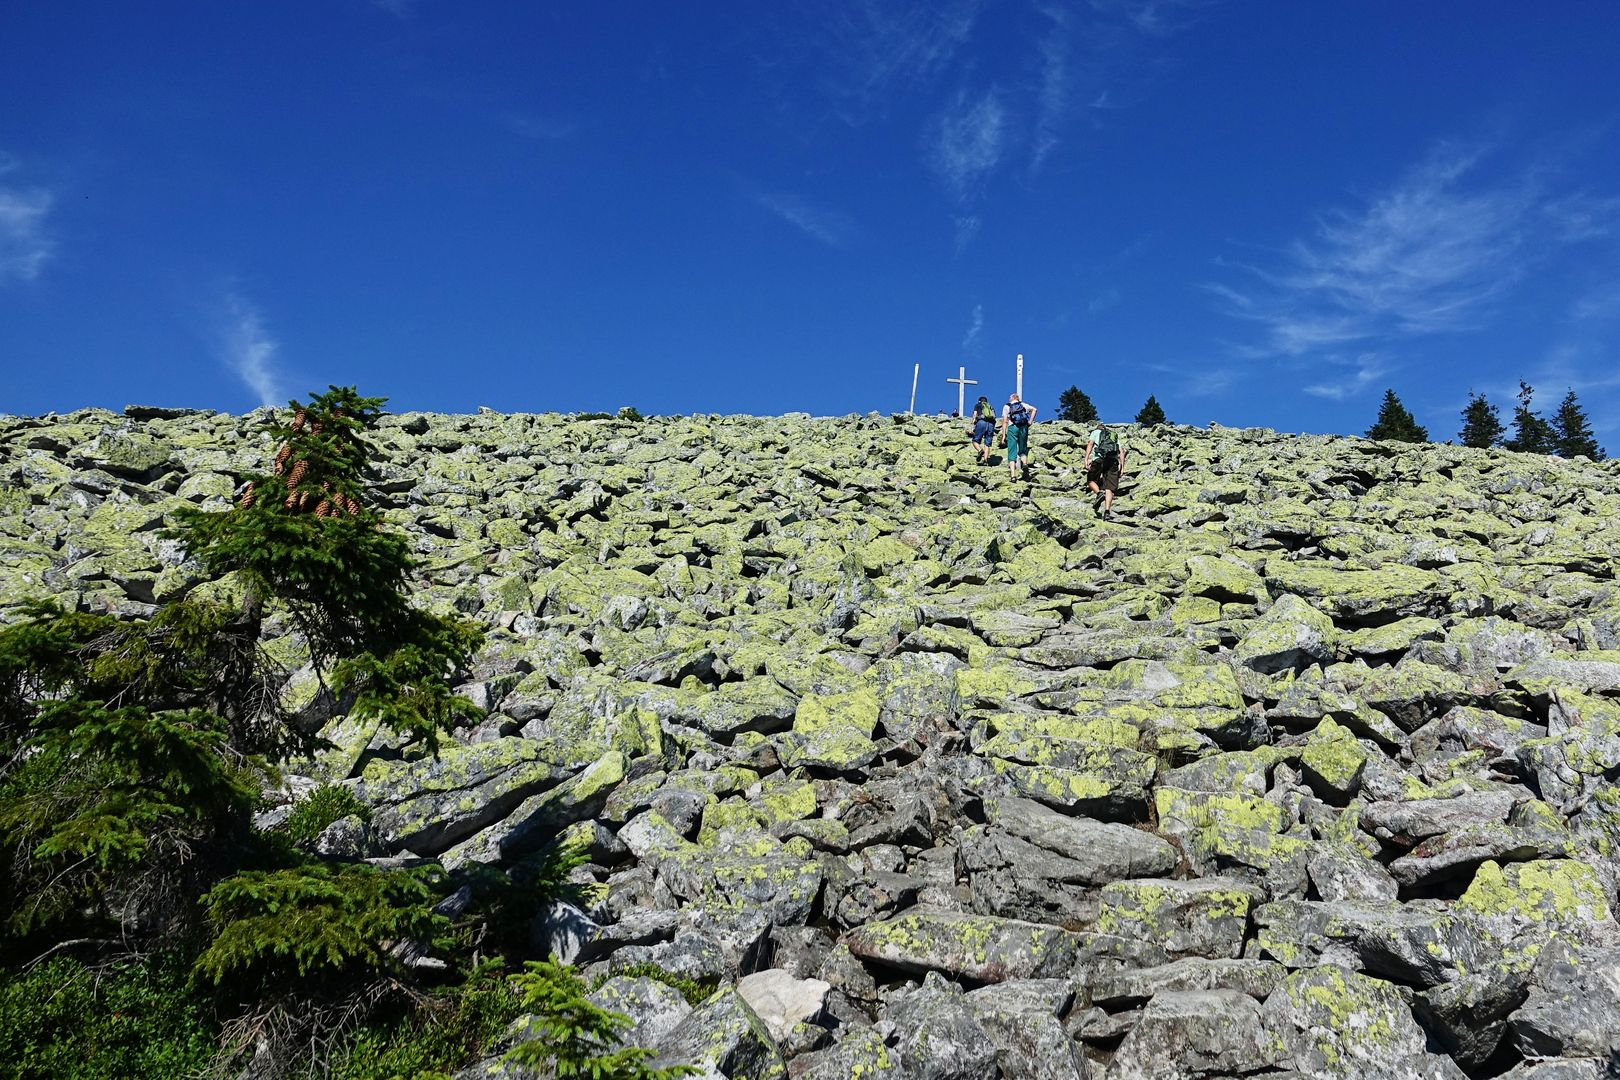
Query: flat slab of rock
xmin=735 ymin=968 xmax=829 ymax=1043
xmin=989 ymin=795 xmax=1177 ymax=882
xmin=1095 ymin=878 xmax=1264 ymax=960
xmin=1360 ymin=789 xmax=1518 ymax=846
xmin=1087 ymin=957 xmax=1288 ymax=1007
xmin=842 ymin=906 xmax=1083 ymax=983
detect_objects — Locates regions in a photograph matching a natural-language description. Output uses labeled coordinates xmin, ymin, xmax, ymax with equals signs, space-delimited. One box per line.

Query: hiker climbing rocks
xmin=1082 ymin=423 xmax=1126 ymax=516
xmin=1001 ymin=394 xmax=1037 ymax=480
xmin=968 ymin=395 xmax=997 ymax=465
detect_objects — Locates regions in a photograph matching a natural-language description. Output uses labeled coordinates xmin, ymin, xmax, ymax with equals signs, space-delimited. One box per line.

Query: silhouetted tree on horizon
xmin=1552 ymin=388 xmax=1604 ymax=459
xmin=1458 ymin=392 xmax=1505 ymax=448
xmin=1057 ymin=386 xmax=1099 ymax=424
xmin=1135 ymin=395 xmax=1167 ymax=426
xmin=1365 ymin=389 xmax=1428 ymax=442
xmin=1506 ymin=381 xmax=1557 ymax=455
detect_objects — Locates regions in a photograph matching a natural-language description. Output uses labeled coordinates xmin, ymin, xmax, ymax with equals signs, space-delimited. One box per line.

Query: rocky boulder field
xmin=6 ymin=405 xmax=1620 ymax=1080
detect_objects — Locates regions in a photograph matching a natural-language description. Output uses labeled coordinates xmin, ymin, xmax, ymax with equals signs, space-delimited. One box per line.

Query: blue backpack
xmin=1008 ymin=403 xmax=1032 ymax=428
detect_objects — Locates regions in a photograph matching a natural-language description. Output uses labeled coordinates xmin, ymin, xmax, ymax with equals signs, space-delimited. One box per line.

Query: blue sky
xmin=3 ymin=2 xmax=1619 ymax=441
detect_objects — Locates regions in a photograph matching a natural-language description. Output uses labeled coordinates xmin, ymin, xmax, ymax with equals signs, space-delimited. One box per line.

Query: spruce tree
xmin=1364 ymin=389 xmax=1428 ymax=442
xmin=1135 ymin=395 xmax=1167 ymax=426
xmin=1506 ymin=381 xmax=1557 ymax=455
xmin=1057 ymin=386 xmax=1099 ymax=424
xmin=1457 ymin=392 xmax=1505 ymax=448
xmin=0 ymin=387 xmax=484 ymax=1065
xmin=1552 ymin=389 xmax=1604 ymax=459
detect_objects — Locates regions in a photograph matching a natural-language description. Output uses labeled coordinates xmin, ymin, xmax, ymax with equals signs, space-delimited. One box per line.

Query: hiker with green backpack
xmin=968 ymin=395 xmax=997 ymax=465
xmin=1082 ymin=424 xmax=1126 ymax=516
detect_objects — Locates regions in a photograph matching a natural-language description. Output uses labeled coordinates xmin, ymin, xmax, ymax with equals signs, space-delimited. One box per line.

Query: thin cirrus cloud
xmin=0 ymin=155 xmax=54 ymax=285
xmin=923 ymin=89 xmax=1006 ymax=204
xmin=806 ymin=0 xmax=983 ymax=122
xmin=962 ymin=303 xmax=984 ymax=353
xmin=1302 ymin=353 xmax=1392 ymax=402
xmin=1209 ymin=140 xmax=1620 ymax=361
xmin=754 ymin=191 xmax=857 ymax=248
xmin=214 ymin=293 xmax=286 ymax=408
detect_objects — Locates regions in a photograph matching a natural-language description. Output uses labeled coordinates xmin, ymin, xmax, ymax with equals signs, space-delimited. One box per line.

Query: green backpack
xmin=1094 ymin=428 xmax=1120 ymax=458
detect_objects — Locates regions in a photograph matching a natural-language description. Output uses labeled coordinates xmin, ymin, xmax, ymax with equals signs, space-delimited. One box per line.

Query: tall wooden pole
xmin=1016 ymin=354 xmax=1024 ymax=399
xmin=909 ymin=363 xmax=919 ymax=414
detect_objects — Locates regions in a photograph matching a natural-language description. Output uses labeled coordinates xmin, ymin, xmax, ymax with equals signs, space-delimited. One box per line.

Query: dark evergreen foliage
xmin=1458 ymin=392 xmax=1505 ymax=448
xmin=1364 ymin=389 xmax=1428 ymax=442
xmin=1552 ymin=389 xmax=1605 ymax=459
xmin=0 ymin=386 xmax=529 ymax=1078
xmin=1506 ymin=381 xmax=1557 ymax=455
xmin=1135 ymin=395 xmax=1167 ymax=426
xmin=504 ymin=960 xmax=696 ymax=1079
xmin=1057 ymin=386 xmax=1099 ymax=424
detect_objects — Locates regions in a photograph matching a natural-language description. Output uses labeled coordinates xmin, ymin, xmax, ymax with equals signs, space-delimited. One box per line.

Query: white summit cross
xmin=947 ymin=366 xmax=977 ymax=417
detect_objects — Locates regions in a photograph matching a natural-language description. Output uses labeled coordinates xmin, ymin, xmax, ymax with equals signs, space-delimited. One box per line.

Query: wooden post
xmin=909 ymin=363 xmax=920 ymax=415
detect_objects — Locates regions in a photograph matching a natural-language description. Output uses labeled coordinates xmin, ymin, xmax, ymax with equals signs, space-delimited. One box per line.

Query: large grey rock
xmin=843 ymin=907 xmax=1083 ymax=983
xmin=1262 ymin=965 xmax=1468 ymax=1080
xmin=988 ymin=795 xmax=1178 ymax=880
xmin=1086 ymin=958 xmax=1287 ymax=1008
xmin=962 ymin=979 xmax=1086 ymax=1080
xmin=651 ymin=987 xmax=784 ymax=1078
xmin=1509 ymin=943 xmax=1620 ymax=1060
xmin=1094 ymin=878 xmax=1264 ymax=960
xmin=884 ymin=974 xmax=999 ymax=1080
xmin=1106 ymin=989 xmax=1281 ymax=1080
xmin=586 ymin=975 xmax=693 ymax=1054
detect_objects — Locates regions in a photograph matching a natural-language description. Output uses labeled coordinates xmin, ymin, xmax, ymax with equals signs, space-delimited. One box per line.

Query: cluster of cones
xmin=238 ymin=408 xmax=364 ymax=517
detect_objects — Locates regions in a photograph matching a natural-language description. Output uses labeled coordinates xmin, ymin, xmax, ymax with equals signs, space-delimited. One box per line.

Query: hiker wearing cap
xmin=1082 ymin=424 xmax=1127 ymax=516
xmin=968 ymin=395 xmax=997 ymax=465
xmin=1000 ymin=394 xmax=1037 ymax=480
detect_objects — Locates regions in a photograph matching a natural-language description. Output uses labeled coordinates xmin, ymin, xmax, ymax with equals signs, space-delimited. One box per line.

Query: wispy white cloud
xmin=369 ymin=0 xmax=413 ymax=17
xmin=953 ymin=214 xmax=981 ymax=253
xmin=754 ymin=191 xmax=857 ymax=248
xmin=962 ymin=303 xmax=984 ymax=353
xmin=1571 ymin=279 xmax=1620 ymax=321
xmin=1145 ymin=362 xmax=1233 ymax=398
xmin=1211 ymin=140 xmax=1620 ymax=361
xmin=924 ymin=89 xmax=1006 ymax=203
xmin=1086 ymin=287 xmax=1122 ymax=315
xmin=1089 ymin=0 xmax=1209 ymax=37
xmin=806 ymin=0 xmax=983 ymax=122
xmin=215 ymin=293 xmax=285 ymax=407
xmin=1030 ymin=5 xmax=1072 ymax=174
xmin=0 ymin=155 xmax=55 ymax=285
xmin=1302 ymin=352 xmax=1392 ymax=401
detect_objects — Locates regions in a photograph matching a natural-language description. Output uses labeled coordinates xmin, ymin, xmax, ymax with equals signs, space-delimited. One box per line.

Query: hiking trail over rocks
xmin=5 ymin=405 xmax=1620 ymax=1080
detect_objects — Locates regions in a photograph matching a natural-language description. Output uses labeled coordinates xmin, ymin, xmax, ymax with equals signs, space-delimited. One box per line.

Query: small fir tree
xmin=1364 ymin=389 xmax=1428 ymax=442
xmin=1457 ymin=392 xmax=1505 ymax=448
xmin=1134 ymin=395 xmax=1167 ymax=426
xmin=1552 ymin=389 xmax=1604 ymax=459
xmin=1505 ymin=380 xmax=1557 ymax=455
xmin=1057 ymin=386 xmax=1099 ymax=424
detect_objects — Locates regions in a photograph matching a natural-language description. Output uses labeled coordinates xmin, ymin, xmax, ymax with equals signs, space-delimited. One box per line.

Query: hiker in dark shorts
xmin=968 ymin=396 xmax=996 ymax=465
xmin=1082 ymin=424 xmax=1126 ymax=516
